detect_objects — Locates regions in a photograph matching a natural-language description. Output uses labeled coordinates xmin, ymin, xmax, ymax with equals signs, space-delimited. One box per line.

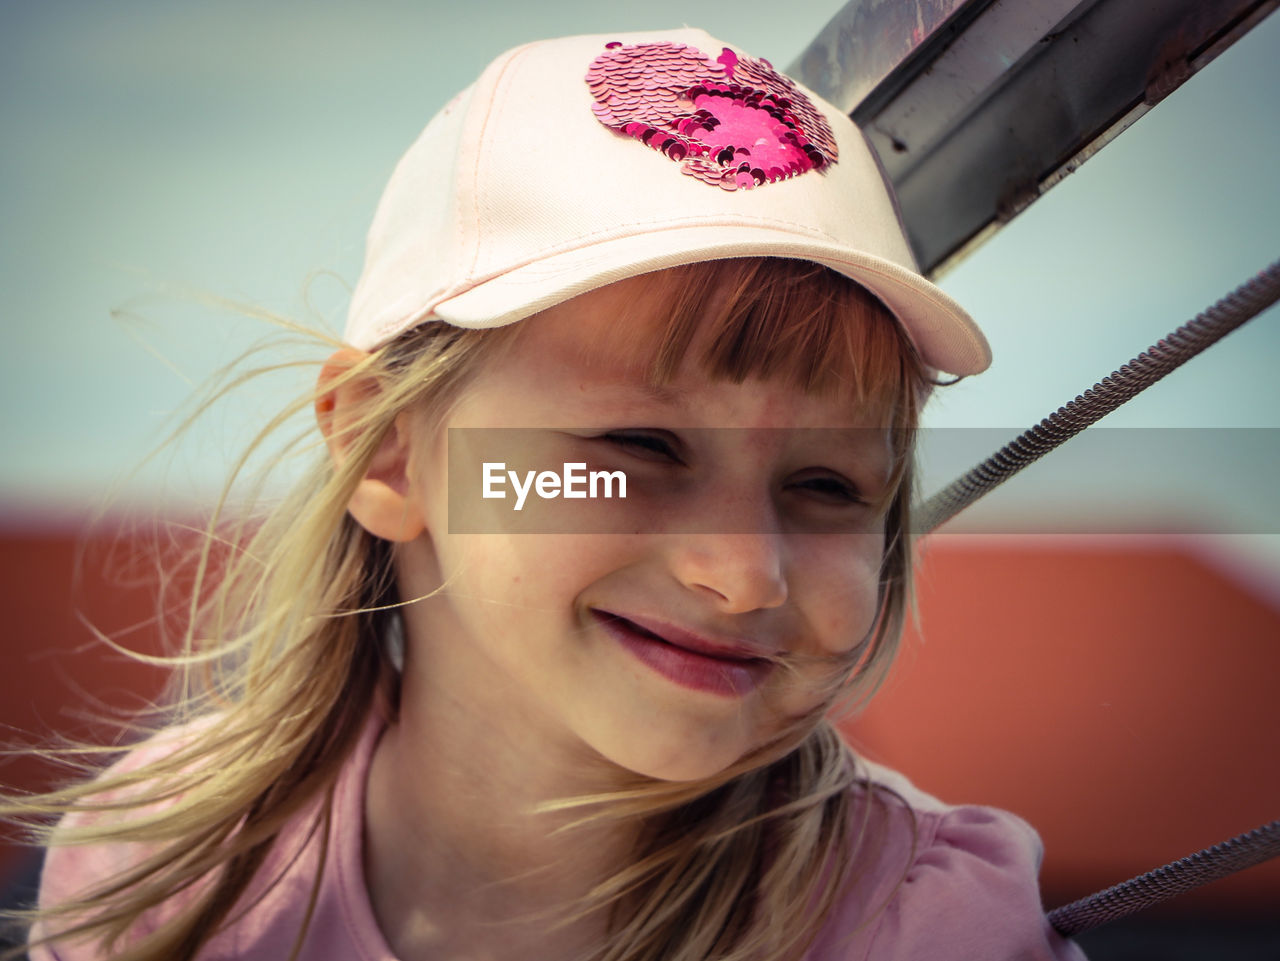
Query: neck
xmin=364 ymin=601 xmax=640 ymax=961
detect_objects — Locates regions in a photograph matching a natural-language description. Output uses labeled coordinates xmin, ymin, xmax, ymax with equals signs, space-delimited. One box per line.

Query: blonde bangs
xmin=630 ymin=258 xmax=931 ymax=428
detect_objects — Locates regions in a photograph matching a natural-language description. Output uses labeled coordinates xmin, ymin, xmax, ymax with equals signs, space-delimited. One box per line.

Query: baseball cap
xmin=344 ymin=28 xmax=991 ymax=376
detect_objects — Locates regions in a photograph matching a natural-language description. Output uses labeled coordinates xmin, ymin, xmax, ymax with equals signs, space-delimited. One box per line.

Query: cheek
xmin=437 ymin=533 xmax=625 ymax=615
xmin=799 ymin=534 xmax=885 ymax=655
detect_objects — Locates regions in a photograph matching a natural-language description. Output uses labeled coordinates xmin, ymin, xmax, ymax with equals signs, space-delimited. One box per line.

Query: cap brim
xmin=429 ymin=224 xmax=991 ymax=376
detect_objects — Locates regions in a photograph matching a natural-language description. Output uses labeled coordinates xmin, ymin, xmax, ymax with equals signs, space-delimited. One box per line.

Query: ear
xmin=316 ymin=348 xmax=425 ymax=542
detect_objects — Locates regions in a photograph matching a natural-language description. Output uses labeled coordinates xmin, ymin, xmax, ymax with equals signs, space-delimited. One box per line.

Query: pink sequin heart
xmin=586 ymin=41 xmax=838 ymax=191
xmin=688 ymin=93 xmax=817 ymax=182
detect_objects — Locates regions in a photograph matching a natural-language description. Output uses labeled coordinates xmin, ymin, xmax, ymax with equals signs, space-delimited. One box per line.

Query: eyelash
xmin=788 ymin=474 xmax=866 ymax=505
xmin=600 ymin=430 xmax=684 ymax=464
xmin=599 ymin=431 xmax=866 ymax=505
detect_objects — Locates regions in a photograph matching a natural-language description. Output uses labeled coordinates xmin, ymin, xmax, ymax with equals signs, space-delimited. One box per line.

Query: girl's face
xmin=396 ymin=274 xmax=897 ymax=783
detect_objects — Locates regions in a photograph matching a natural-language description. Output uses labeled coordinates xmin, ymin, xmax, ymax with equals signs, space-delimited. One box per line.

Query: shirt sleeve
xmin=27 ymin=940 xmax=68 ymax=961
xmin=27 ymin=927 xmax=72 ymax=961
xmin=862 ymin=804 xmax=1088 ymax=961
xmin=25 ymin=728 xmax=202 ymax=961
xmin=26 ymin=812 xmax=162 ymax=960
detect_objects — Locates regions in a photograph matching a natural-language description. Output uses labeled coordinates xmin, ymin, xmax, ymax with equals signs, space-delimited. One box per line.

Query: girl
xmin=12 ymin=28 xmax=1085 ymax=961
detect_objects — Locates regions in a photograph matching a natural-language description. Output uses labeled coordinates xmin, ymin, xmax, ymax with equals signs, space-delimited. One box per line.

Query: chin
xmin=591 ymin=728 xmax=759 ymax=785
xmin=629 ymin=756 xmax=738 ymax=784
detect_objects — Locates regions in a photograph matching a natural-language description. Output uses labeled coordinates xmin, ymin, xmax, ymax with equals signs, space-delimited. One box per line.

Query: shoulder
xmin=36 ymin=722 xmax=212 ymax=892
xmin=33 ymin=713 xmax=386 ymax=961
xmin=29 ymin=723 xmax=204 ymax=959
xmin=806 ymin=759 xmax=1088 ymax=961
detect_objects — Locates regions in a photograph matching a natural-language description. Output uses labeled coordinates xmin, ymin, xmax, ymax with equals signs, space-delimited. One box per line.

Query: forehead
xmin=499 ymin=275 xmax=897 ymax=430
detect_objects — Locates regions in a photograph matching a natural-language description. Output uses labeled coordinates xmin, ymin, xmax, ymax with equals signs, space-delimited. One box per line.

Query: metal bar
xmin=792 ymin=0 xmax=1279 ymax=275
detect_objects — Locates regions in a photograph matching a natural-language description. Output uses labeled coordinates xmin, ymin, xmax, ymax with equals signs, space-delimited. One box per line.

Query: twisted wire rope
xmin=918 ymin=259 xmax=1280 ymax=533
xmin=1047 ymin=819 xmax=1280 ymax=936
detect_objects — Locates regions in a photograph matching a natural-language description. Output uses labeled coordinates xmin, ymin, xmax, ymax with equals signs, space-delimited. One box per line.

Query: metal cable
xmin=1047 ymin=819 xmax=1280 ymax=936
xmin=918 ymin=259 xmax=1280 ymax=533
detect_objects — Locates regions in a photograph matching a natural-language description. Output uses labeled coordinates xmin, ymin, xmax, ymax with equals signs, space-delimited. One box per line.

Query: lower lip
xmin=592 ymin=611 xmax=772 ymax=697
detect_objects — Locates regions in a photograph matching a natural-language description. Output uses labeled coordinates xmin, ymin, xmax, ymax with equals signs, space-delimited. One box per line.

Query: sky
xmin=1 ymin=1 xmax=1277 ymax=571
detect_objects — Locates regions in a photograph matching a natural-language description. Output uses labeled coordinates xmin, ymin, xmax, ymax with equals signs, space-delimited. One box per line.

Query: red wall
xmin=2 ymin=525 xmax=1277 ymax=913
xmin=0 ymin=527 xmax=169 ymax=867
xmin=844 ymin=537 xmax=1280 ymax=913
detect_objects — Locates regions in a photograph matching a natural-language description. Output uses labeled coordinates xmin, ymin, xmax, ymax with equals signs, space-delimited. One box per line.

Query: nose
xmin=665 ymin=528 xmax=789 ymax=613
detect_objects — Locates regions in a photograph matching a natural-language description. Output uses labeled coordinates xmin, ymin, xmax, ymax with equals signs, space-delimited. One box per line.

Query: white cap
xmin=345 ymin=28 xmax=991 ymax=376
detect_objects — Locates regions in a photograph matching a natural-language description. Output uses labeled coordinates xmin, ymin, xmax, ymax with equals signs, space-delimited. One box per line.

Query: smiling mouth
xmin=590 ymin=610 xmax=775 ymax=697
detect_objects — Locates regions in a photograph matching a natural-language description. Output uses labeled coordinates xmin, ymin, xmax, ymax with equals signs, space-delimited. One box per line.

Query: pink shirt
xmin=33 ymin=718 xmax=1086 ymax=960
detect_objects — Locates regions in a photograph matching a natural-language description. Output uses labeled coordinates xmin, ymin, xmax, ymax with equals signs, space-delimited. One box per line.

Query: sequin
xmin=584 ymin=40 xmax=837 ymax=191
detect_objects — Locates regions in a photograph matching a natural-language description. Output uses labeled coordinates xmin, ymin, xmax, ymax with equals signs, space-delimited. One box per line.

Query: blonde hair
xmin=3 ymin=257 xmax=931 ymax=961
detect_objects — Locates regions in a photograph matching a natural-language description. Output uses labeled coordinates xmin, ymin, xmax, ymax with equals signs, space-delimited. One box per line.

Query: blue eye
xmin=600 ymin=430 xmax=685 ymax=464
